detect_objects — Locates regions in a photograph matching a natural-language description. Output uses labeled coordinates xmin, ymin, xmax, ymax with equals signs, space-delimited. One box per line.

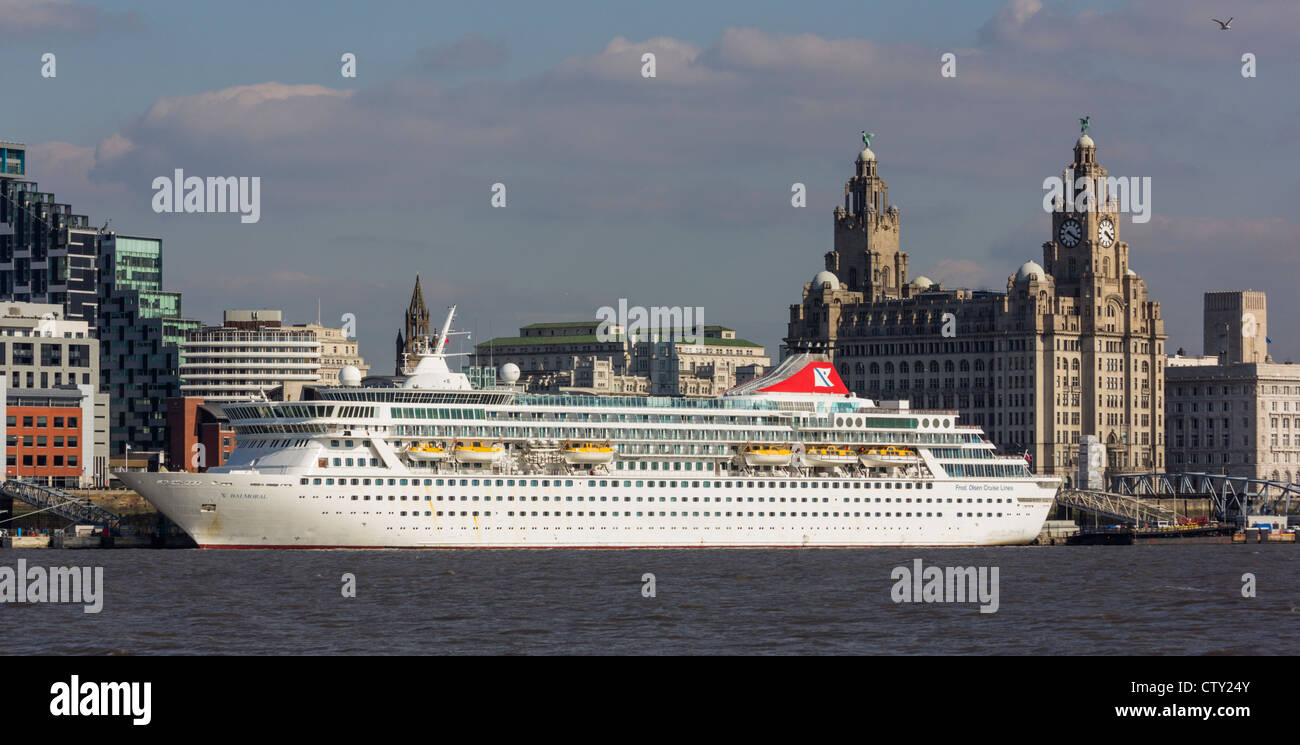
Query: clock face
xmin=1098 ymin=217 xmax=1116 ymax=248
xmin=1058 ymin=219 xmax=1082 ymax=248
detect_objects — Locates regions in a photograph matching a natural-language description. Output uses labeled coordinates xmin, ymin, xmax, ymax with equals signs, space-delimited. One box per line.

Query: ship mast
xmin=433 ymin=305 xmax=456 ymax=357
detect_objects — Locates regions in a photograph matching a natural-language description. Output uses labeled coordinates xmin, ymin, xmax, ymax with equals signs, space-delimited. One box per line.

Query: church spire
xmin=396 ymin=274 xmax=432 ymax=374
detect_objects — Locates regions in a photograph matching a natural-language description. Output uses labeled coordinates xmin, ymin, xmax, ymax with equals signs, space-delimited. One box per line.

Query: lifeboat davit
xmin=453 ymin=440 xmax=504 ymax=463
xmin=802 ymin=446 xmax=859 ymax=468
xmin=406 ymin=443 xmax=448 ymax=462
xmin=562 ymin=441 xmax=615 ymax=465
xmin=742 ymin=445 xmax=793 ymax=467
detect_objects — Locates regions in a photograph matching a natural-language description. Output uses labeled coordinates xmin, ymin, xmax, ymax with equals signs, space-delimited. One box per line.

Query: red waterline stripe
xmin=200 ymin=543 xmax=997 ymax=550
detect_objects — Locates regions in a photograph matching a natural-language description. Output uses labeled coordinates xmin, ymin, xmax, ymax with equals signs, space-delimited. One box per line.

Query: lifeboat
xmin=742 ymin=444 xmax=793 ymax=467
xmin=802 ymin=446 xmax=859 ymax=468
xmin=859 ymin=445 xmax=920 ymax=467
xmin=562 ymin=441 xmax=615 ymax=465
xmin=406 ymin=443 xmax=448 ymax=462
xmin=453 ymin=440 xmax=504 ymax=463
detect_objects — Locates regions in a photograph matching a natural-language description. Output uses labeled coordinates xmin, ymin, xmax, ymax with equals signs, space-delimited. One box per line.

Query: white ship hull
xmin=117 ymin=471 xmax=1057 ymax=549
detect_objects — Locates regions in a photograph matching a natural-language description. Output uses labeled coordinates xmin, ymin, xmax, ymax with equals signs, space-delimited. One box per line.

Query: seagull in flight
xmin=1212 ymin=17 xmax=1233 ymax=30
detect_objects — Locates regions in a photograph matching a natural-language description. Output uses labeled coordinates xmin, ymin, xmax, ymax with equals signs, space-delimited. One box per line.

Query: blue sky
xmin=3 ymin=0 xmax=1298 ymax=370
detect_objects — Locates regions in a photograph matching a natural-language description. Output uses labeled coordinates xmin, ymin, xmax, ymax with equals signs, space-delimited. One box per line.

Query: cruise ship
xmin=119 ymin=307 xmax=1060 ymax=548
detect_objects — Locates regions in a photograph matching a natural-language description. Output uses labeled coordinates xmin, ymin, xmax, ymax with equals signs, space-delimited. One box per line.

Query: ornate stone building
xmin=786 ymin=134 xmax=1167 ymax=478
xmin=1166 ymin=290 xmax=1300 ymax=481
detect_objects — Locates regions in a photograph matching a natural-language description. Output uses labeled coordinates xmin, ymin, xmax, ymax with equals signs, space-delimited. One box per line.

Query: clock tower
xmin=1042 ymin=133 xmax=1131 ymax=291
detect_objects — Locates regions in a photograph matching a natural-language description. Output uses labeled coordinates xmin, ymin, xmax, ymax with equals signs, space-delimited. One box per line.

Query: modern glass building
xmin=97 ymin=235 xmax=202 ymax=457
xmin=2 ymin=140 xmax=202 ymax=461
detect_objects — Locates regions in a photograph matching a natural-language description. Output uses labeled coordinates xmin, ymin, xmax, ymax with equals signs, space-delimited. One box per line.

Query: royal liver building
xmin=785 ymin=132 xmax=1167 ymax=477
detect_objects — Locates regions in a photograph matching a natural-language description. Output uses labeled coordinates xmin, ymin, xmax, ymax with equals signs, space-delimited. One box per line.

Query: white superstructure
xmin=119 ymin=307 xmax=1060 ymax=549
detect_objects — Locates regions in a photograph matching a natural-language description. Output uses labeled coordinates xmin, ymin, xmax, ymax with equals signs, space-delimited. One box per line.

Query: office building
xmin=785 ymin=133 xmax=1167 ymax=476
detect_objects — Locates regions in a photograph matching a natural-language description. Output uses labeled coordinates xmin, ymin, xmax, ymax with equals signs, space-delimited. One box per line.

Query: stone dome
xmin=910 ymin=276 xmax=934 ymax=289
xmin=1015 ymin=260 xmax=1048 ymax=282
xmin=857 ymin=147 xmax=876 ymax=162
xmin=1076 ymin=134 xmax=1095 ymax=148
xmin=812 ymin=270 xmax=840 ymax=290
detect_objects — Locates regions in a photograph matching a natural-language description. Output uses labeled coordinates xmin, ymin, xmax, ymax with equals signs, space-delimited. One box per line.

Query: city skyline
xmin=3 ymin=0 xmax=1298 ymax=369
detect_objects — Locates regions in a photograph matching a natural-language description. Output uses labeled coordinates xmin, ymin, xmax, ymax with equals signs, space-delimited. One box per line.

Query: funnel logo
xmin=757 ymin=362 xmax=850 ymax=395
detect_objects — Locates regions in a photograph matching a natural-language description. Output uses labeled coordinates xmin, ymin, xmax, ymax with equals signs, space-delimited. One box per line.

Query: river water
xmin=2 ymin=545 xmax=1296 ymax=655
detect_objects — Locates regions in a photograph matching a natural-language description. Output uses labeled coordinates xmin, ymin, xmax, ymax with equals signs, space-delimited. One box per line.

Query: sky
xmin=3 ymin=0 xmax=1299 ymax=371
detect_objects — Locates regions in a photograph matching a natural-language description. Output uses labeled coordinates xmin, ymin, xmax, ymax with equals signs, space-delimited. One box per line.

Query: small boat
xmin=802 ymin=446 xmax=858 ymax=468
xmin=562 ymin=441 xmax=615 ymax=465
xmin=406 ymin=443 xmax=448 ymax=462
xmin=859 ymin=446 xmax=920 ymax=467
xmin=742 ymin=444 xmax=793 ymax=467
xmin=453 ymin=440 xmax=504 ymax=463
